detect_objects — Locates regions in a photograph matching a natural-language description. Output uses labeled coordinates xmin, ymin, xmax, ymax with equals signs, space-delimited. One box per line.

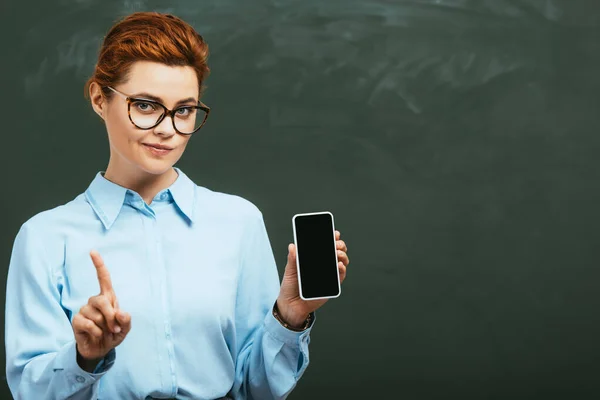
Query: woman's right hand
xmin=72 ymin=250 xmax=131 ymax=370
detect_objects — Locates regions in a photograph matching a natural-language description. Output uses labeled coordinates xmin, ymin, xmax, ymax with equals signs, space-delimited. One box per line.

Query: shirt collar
xmin=169 ymin=167 xmax=196 ymax=223
xmin=84 ymin=167 xmax=196 ymax=230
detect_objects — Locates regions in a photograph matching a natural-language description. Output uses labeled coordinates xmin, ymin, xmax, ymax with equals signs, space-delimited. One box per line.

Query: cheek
xmin=180 ymin=136 xmax=192 ymax=149
xmin=106 ymin=114 xmax=142 ymax=144
xmin=172 ymin=134 xmax=190 ymax=149
xmin=178 ymin=137 xmax=192 ymax=155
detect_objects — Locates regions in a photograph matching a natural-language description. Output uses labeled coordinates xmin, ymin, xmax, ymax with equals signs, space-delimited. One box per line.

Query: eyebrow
xmin=130 ymin=92 xmax=198 ymax=107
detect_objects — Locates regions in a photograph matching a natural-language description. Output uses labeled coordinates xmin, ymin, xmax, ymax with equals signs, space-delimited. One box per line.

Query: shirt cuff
xmin=93 ymin=348 xmax=116 ymax=374
xmin=264 ymin=308 xmax=315 ymax=379
xmin=53 ymin=341 xmax=115 ymax=388
xmin=264 ymin=307 xmax=315 ymax=346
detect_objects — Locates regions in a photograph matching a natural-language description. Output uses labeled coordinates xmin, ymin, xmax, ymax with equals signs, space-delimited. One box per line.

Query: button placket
xmin=154 ymin=217 xmax=178 ymax=395
xmin=142 ymin=213 xmax=167 ymax=391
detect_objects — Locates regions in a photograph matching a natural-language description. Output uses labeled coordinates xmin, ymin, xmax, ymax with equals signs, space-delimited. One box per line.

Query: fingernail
xmin=114 ymin=325 xmax=121 ymax=333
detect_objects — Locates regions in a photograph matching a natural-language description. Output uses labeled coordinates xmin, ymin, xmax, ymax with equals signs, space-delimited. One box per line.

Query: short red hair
xmin=85 ymin=12 xmax=210 ymax=98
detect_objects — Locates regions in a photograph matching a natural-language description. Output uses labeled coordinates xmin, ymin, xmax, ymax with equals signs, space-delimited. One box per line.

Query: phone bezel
xmin=292 ymin=211 xmax=341 ymax=301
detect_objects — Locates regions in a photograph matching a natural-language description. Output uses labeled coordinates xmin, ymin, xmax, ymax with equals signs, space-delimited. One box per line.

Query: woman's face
xmin=90 ymin=61 xmax=199 ymax=177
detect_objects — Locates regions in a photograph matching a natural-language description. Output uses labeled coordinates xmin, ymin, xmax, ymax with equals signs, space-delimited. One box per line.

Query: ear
xmin=89 ymin=81 xmax=106 ymax=120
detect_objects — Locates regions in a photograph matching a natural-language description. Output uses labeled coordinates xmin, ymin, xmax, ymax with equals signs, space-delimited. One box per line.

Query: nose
xmin=154 ymin=112 xmax=177 ymax=138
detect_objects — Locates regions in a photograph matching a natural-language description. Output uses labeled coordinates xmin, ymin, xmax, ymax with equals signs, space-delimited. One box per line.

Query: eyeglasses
xmin=106 ymin=86 xmax=210 ymax=135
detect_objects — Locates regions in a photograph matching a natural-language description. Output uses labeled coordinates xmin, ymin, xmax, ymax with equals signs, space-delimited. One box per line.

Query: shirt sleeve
xmin=231 ymin=209 xmax=314 ymax=400
xmin=5 ymin=220 xmax=115 ymax=400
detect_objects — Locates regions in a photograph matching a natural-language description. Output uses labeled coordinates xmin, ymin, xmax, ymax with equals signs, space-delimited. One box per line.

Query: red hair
xmin=85 ymin=12 xmax=210 ymax=99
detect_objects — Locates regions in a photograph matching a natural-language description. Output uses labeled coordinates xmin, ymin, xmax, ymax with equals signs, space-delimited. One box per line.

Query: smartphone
xmin=292 ymin=211 xmax=341 ymax=300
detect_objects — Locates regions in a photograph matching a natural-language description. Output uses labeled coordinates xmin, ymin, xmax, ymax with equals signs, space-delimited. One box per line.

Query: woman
xmin=5 ymin=12 xmax=349 ymax=400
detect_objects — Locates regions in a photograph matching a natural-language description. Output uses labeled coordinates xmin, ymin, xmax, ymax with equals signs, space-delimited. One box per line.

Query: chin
xmin=137 ymin=160 xmax=176 ymax=176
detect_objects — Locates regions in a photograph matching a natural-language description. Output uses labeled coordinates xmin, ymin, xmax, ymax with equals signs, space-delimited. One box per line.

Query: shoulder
xmin=12 ymin=194 xmax=88 ymax=255
xmin=195 ymin=185 xmax=264 ymax=223
xmin=18 ymin=194 xmax=87 ymax=234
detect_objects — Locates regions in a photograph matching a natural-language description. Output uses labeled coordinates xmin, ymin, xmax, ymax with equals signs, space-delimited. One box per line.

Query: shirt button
xmin=76 ymin=375 xmax=86 ymax=383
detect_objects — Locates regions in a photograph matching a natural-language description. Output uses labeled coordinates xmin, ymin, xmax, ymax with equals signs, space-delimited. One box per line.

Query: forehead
xmin=121 ymin=61 xmax=199 ymax=101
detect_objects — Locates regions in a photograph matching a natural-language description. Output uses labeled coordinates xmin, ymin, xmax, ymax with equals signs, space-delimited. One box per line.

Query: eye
xmin=176 ymin=107 xmax=193 ymax=117
xmin=133 ymin=101 xmax=157 ymax=113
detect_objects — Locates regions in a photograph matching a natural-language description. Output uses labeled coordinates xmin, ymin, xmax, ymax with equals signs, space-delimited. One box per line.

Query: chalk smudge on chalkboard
xmin=25 ymin=58 xmax=49 ymax=98
xmin=54 ymin=30 xmax=103 ymax=76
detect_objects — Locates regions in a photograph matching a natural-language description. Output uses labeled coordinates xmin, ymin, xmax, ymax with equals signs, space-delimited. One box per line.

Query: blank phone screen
xmin=294 ymin=213 xmax=340 ymax=299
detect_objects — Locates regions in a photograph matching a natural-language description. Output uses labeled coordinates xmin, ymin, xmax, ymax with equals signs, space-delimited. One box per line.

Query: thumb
xmin=115 ymin=310 xmax=132 ymax=333
xmin=116 ymin=310 xmax=129 ymax=325
xmin=286 ymin=243 xmax=296 ymax=273
xmin=287 ymin=243 xmax=297 ymax=268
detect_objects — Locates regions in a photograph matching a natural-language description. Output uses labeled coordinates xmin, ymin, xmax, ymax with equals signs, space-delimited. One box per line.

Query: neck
xmin=103 ymin=163 xmax=178 ymax=205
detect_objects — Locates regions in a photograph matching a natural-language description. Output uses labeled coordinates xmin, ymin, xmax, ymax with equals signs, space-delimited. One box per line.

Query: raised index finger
xmin=90 ymin=250 xmax=114 ymax=295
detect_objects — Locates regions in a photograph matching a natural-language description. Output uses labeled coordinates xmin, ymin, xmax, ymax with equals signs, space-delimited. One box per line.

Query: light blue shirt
xmin=5 ymin=167 xmax=313 ymax=400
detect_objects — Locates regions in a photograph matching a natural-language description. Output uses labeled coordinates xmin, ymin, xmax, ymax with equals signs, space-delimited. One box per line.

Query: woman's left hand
xmin=276 ymin=230 xmax=349 ymax=329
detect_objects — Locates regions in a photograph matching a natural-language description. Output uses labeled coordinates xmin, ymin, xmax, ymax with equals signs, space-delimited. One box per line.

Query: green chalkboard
xmin=2 ymin=0 xmax=600 ymax=399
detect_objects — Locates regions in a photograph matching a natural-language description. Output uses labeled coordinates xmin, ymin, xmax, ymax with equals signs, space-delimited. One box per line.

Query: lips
xmin=142 ymin=143 xmax=173 ymax=157
xmin=143 ymin=143 xmax=174 ymax=150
